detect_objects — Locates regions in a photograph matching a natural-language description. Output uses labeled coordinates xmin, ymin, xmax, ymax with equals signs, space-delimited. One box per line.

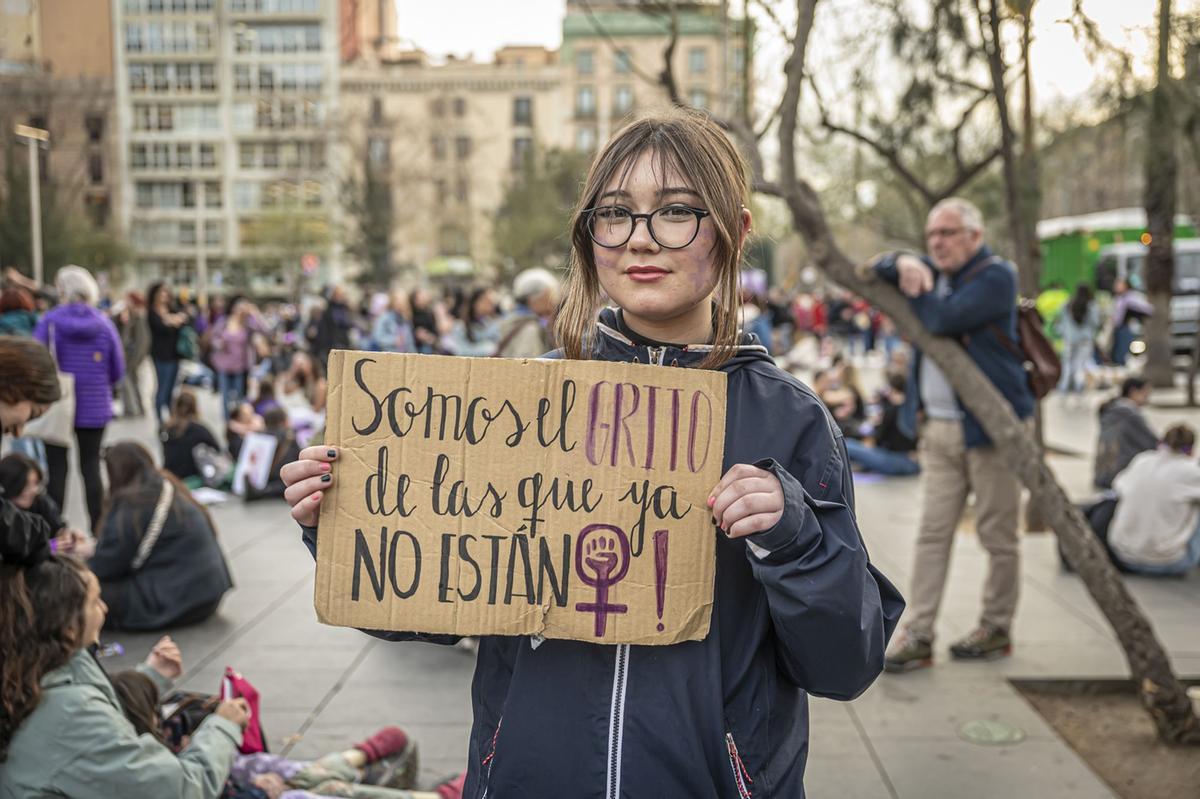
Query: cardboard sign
xmin=314 ymin=351 xmax=727 ymax=645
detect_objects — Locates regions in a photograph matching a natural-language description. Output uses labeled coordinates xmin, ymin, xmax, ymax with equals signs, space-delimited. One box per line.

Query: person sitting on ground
xmin=0 ymin=335 xmax=62 ymax=565
xmin=0 ymin=453 xmax=94 ymax=558
xmin=243 ymin=408 xmax=302 ymax=502
xmin=0 ymin=556 xmax=249 ymax=798
xmin=226 ymin=401 xmax=265 ymax=460
xmin=160 ymin=391 xmax=221 ymax=485
xmin=1094 ymin=376 xmax=1157 ymax=490
xmin=843 ymin=371 xmax=920 ymax=476
xmin=253 ymin=380 xmax=281 ymax=416
xmin=90 ymin=441 xmax=233 ymax=631
xmin=1108 ymin=423 xmax=1200 ymax=576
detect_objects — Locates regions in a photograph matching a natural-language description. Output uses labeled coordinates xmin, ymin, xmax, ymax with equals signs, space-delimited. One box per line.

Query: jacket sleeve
xmin=33 ymin=313 xmax=49 ymax=345
xmin=0 ymin=494 xmax=52 ymax=564
xmin=49 ymin=689 xmax=240 ymax=799
xmin=742 ymin=444 xmax=904 ymax=701
xmin=88 ymin=507 xmax=139 ymax=580
xmin=908 ymin=261 xmax=1015 ymax=336
xmin=1124 ymin=411 xmax=1159 ymax=455
xmin=300 ymin=524 xmax=462 ymax=646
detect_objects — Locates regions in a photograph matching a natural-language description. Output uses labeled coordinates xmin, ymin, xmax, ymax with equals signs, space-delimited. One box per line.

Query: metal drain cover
xmin=957 ymin=719 xmax=1026 ymax=745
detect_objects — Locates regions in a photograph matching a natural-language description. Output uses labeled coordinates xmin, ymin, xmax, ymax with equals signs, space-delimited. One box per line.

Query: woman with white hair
xmin=33 ymin=265 xmax=125 ymax=531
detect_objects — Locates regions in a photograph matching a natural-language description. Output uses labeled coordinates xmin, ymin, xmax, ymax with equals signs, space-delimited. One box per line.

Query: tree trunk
xmin=764 ymin=0 xmax=1200 ymax=744
xmin=1143 ymin=0 xmax=1178 ymax=388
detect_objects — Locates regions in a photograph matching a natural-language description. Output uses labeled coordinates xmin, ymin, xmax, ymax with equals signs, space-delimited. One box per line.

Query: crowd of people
xmin=0 ymin=106 xmax=1195 ymax=798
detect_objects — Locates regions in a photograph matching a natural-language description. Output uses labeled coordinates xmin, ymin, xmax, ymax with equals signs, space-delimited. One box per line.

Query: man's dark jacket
xmin=874 ymin=246 xmax=1035 ymax=449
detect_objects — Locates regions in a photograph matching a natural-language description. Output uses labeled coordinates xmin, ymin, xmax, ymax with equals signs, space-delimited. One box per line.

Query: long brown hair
xmin=165 ymin=390 xmax=200 ymax=436
xmin=554 ymin=107 xmax=750 ymax=368
xmin=0 ymin=556 xmax=90 ymax=760
xmin=110 ymin=670 xmax=167 ymax=744
xmin=99 ymin=441 xmax=217 ymax=542
xmin=0 ymin=336 xmax=61 ymax=406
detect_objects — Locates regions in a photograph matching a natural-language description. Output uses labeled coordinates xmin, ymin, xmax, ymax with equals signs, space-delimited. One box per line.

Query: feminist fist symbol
xmin=574 ymin=524 xmax=631 ymax=637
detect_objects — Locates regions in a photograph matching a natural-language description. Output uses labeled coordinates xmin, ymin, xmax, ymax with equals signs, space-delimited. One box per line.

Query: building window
xmin=368 ymin=136 xmax=389 ymax=166
xmin=199 ymin=143 xmax=216 ymax=168
xmin=152 ymin=64 xmax=169 ymax=91
xmin=453 ymin=97 xmax=466 ymax=117
xmin=614 ymin=49 xmax=631 ymax=74
xmin=688 ymin=88 xmax=708 ymax=109
xmin=129 ymin=64 xmax=147 ymax=91
xmin=205 ymin=181 xmax=221 ymax=208
xmin=513 ymin=96 xmax=532 ymax=126
xmin=176 ymin=63 xmax=194 ymax=92
xmin=180 ymin=222 xmax=197 ymax=246
xmin=431 ymin=97 xmax=445 ymax=117
xmin=431 ymin=137 xmax=446 ymax=160
xmin=575 ymin=86 xmax=595 ymax=118
xmin=576 ymin=127 xmax=596 ymax=152
xmin=205 ymin=220 xmax=221 ymax=247
xmin=131 ymin=144 xmax=147 ymax=169
xmin=370 ymin=96 xmax=383 ymax=125
xmin=512 ymin=137 xmax=532 ymax=170
xmin=455 ymin=178 xmax=468 ymax=203
xmin=576 ymin=49 xmax=593 ymax=75
xmin=84 ymin=115 xmax=104 ymax=143
xmin=234 ymin=65 xmax=251 ymax=91
xmin=151 ymin=143 xmax=171 ymax=168
xmin=732 ymin=47 xmax=745 ymax=74
xmin=434 ymin=179 xmax=447 ymax=206
xmin=88 ymin=154 xmax=103 ymax=184
xmin=614 ymin=85 xmax=633 ymax=115
xmin=125 ymin=24 xmax=142 ymax=52
xmin=262 ymin=142 xmax=279 ymax=168
xmin=240 ymin=143 xmax=255 ymax=168
xmin=176 ymin=143 xmax=192 ymax=168
xmin=688 ymin=47 xmax=707 ymax=74
xmin=455 ymin=136 xmax=471 ymax=160
xmin=199 ymin=63 xmax=215 ymax=91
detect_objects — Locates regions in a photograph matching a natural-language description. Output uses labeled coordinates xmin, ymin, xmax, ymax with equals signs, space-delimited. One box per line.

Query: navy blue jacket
xmin=303 ymin=308 xmax=903 ymax=798
xmin=874 ymin=246 xmax=1035 ymax=449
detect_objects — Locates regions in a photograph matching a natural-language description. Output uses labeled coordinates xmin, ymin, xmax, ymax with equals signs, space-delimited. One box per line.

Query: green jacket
xmin=0 ymin=648 xmax=241 ymax=799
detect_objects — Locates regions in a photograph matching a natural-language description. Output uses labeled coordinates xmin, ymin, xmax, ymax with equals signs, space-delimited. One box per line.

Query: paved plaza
xmin=75 ymin=377 xmax=1199 ymax=797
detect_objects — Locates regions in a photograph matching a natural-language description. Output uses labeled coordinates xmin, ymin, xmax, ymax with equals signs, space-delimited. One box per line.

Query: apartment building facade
xmin=112 ymin=0 xmax=340 ymax=296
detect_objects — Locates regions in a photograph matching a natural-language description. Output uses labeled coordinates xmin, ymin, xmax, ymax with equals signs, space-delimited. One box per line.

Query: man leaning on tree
xmin=870 ymin=197 xmax=1035 ymax=672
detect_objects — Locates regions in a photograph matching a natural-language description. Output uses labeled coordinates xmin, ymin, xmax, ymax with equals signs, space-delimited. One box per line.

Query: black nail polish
xmin=326 ymin=449 xmax=336 ymax=459
xmin=321 ymin=474 xmax=331 ymax=483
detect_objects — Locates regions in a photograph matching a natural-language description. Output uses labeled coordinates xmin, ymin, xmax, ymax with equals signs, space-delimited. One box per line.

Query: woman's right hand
xmin=281 ymin=446 xmax=338 ymax=527
xmin=216 ymin=698 xmax=251 ymax=728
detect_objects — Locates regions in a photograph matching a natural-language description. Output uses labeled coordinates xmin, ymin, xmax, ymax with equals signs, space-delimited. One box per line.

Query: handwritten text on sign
xmin=314 ymin=351 xmax=727 ymax=644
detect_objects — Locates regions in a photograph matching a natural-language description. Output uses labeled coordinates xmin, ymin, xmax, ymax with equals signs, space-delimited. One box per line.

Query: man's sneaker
xmin=948 ymin=625 xmax=1012 ymax=661
xmin=883 ymin=633 xmax=933 ymax=673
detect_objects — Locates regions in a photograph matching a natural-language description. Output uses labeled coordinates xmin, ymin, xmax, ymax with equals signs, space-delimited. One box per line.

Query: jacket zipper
xmin=725 ymin=732 xmax=754 ymax=798
xmin=606 ymin=643 xmax=630 ymax=799
xmin=604 ymin=346 xmax=665 ymax=799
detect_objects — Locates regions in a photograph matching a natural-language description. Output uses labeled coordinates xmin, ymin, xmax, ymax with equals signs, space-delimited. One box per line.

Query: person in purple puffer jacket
xmin=34 ymin=266 xmax=125 ymax=531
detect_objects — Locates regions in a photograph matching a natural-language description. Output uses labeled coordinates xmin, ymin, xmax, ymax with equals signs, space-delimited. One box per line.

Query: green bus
xmin=1037 ymin=207 xmax=1196 ymax=290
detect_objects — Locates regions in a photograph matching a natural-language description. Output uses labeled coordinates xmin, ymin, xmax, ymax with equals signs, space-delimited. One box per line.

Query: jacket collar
xmin=948 ymin=245 xmax=997 ymax=287
xmin=592 ymin=307 xmax=771 ymax=368
xmin=42 ymin=648 xmax=120 ymax=705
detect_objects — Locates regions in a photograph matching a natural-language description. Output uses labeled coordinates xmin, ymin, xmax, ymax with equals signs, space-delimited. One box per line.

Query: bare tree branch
xmin=577 ymin=0 xmax=663 ymax=88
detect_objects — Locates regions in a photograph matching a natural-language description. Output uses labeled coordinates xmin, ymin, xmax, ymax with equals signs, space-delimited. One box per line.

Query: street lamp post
xmin=14 ymin=124 xmax=49 ymax=287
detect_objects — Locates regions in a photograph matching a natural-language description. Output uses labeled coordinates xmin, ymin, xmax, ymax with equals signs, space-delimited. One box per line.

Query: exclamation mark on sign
xmin=654 ymin=529 xmax=669 ymax=632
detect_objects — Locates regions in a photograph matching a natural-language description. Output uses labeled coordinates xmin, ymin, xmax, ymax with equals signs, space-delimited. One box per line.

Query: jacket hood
xmin=45 ymin=303 xmax=110 ymax=341
xmin=41 ymin=648 xmax=118 ymax=701
xmin=593 ymin=307 xmax=774 ymax=373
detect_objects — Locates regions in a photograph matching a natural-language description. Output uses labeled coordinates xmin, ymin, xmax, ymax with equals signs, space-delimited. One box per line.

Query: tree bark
xmin=1143 ymin=0 xmax=1178 ymax=388
xmin=756 ymin=0 xmax=1200 ymax=744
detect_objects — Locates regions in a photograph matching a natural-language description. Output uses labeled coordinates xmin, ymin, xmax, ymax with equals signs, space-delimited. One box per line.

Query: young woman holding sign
xmin=282 ymin=108 xmax=903 ymax=798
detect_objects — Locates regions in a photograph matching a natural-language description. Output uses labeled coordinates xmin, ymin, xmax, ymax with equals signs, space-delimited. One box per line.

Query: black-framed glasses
xmin=584 ymin=204 xmax=710 ymax=249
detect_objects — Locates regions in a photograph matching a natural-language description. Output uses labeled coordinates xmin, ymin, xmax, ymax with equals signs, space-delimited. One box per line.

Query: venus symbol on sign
xmin=574 ymin=523 xmax=631 ymax=637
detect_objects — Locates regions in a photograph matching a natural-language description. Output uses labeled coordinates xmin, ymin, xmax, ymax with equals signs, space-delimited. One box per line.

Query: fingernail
xmin=319 ymin=462 xmax=331 ymax=472
xmin=311 ymin=493 xmax=321 ymax=502
xmin=320 ymin=474 xmax=331 ymax=483
xmin=706 ymin=496 xmax=714 ymax=507
xmin=326 ymin=449 xmax=337 ymax=459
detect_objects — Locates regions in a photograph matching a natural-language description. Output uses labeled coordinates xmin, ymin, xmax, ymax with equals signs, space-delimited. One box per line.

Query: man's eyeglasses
xmin=925 ymin=227 xmax=965 ymax=240
xmin=584 ymin=205 xmax=711 ymax=250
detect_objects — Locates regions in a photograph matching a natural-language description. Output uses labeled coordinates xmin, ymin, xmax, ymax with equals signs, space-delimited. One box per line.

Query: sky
xmin=392 ymin=0 xmax=1176 ymax=103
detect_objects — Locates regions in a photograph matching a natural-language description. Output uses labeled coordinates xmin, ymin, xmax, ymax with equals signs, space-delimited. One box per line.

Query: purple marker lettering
xmin=668 ymin=387 xmax=682 ymax=472
xmin=574 ymin=523 xmax=631 ymax=637
xmin=611 ymin=383 xmax=640 ymax=468
xmin=644 ymin=385 xmax=658 ymax=470
xmin=688 ymin=391 xmax=713 ymax=473
xmin=585 ymin=381 xmax=610 ymax=466
xmin=653 ymin=529 xmax=668 ymax=632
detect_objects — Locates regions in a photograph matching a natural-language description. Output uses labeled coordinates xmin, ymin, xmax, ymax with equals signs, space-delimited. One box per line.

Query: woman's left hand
xmin=708 ymin=464 xmax=784 ymax=539
xmin=146 ymin=635 xmax=183 ymax=680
